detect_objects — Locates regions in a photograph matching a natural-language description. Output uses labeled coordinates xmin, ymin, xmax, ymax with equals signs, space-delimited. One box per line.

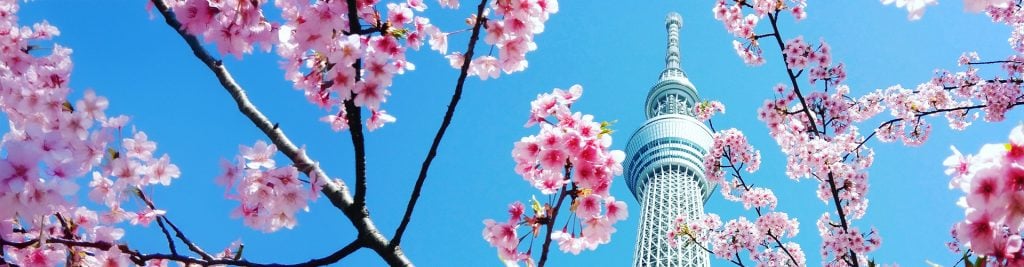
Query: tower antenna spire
xmin=665 ymin=12 xmax=682 ymax=70
xmin=661 ymin=12 xmax=685 ymax=80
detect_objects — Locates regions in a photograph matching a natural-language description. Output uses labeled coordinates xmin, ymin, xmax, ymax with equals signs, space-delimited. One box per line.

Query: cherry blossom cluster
xmin=706 ymin=0 xmax=891 ymax=261
xmin=667 ymin=212 xmax=804 ymax=266
xmin=702 ymin=128 xmax=762 ymax=201
xmin=467 ymin=0 xmax=559 ymax=79
xmin=166 ymin=0 xmax=559 ymax=133
xmin=692 ymin=100 xmax=725 ymax=121
xmin=712 ymin=0 xmax=807 ymax=66
xmin=215 ymin=140 xmax=323 ymax=232
xmin=678 ymin=101 xmax=805 ymax=265
xmin=874 ymin=53 xmax=1023 ymax=146
xmin=756 ymin=81 xmax=886 ymax=265
xmin=982 ymin=2 xmax=1024 ymax=53
xmin=1 ymin=1 xmax=181 ymax=265
xmin=784 ymin=37 xmax=847 ymax=87
xmin=483 ymin=85 xmax=627 ymax=266
xmin=274 ymin=0 xmax=421 ymax=132
xmin=816 ymin=213 xmax=883 ymax=265
xmin=168 ymin=0 xmax=277 ymax=58
xmin=943 ymin=125 xmax=1024 ymax=265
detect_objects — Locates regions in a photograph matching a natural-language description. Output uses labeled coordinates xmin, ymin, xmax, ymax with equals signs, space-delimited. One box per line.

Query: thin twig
xmin=137 ymin=189 xmax=213 ymax=260
xmin=156 ymin=217 xmax=179 ymax=256
xmin=391 ymin=0 xmax=489 ymax=248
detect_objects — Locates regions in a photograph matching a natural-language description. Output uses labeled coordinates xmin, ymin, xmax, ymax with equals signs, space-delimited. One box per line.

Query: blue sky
xmin=13 ymin=0 xmax=1024 ymax=266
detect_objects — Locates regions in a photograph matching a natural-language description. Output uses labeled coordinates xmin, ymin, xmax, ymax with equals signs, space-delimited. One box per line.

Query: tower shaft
xmin=632 ymin=165 xmax=709 ymax=267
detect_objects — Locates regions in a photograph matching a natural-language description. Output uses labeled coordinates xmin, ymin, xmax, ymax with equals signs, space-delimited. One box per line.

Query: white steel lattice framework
xmin=624 ymin=12 xmax=714 ymax=267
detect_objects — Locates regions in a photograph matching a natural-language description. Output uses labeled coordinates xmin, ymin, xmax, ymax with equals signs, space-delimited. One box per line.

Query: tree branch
xmin=1 ymin=235 xmax=364 ymax=267
xmin=137 ymin=188 xmax=214 ymax=260
xmin=766 ymin=11 xmax=819 ymax=136
xmin=155 ymin=217 xmax=178 ymax=256
xmin=538 ymin=173 xmax=573 ymax=267
xmin=826 ymin=171 xmax=860 ymax=266
xmin=851 ymin=101 xmax=1024 ymax=156
xmin=391 ymin=0 xmax=489 ymax=248
xmin=150 ymin=1 xmax=409 ymax=265
xmin=342 ymin=0 xmax=370 ymax=209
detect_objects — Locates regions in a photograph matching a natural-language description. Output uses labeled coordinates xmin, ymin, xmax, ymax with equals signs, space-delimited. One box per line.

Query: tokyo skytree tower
xmin=624 ymin=12 xmax=714 ymax=267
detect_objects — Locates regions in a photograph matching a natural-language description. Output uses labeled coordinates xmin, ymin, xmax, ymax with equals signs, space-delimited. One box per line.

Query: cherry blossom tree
xmin=663 ymin=0 xmax=1024 ymax=266
xmin=4 ymin=0 xmax=1024 ymax=266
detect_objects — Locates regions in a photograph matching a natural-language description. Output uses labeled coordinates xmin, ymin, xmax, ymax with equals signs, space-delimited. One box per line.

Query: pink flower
xmin=964 ymin=0 xmax=1013 ymax=13
xmin=320 ymin=111 xmax=349 ymax=132
xmin=10 ymin=246 xmax=65 ymax=267
xmin=482 ymin=219 xmax=518 ymax=249
xmin=507 ymin=201 xmax=525 ymax=223
xmin=131 ymin=208 xmax=166 ymax=226
xmin=957 ymin=209 xmax=997 ymax=254
xmin=944 ymin=146 xmax=971 ymax=186
xmin=407 ymin=0 xmax=427 ymax=11
xmin=76 ymin=89 xmax=108 ymax=121
xmin=93 ymin=246 xmax=132 ymax=267
xmin=550 ymin=230 xmax=585 ymax=255
xmin=428 ymin=29 xmax=448 ymax=54
xmin=604 ymin=196 xmax=628 ymax=221
xmin=1009 ymin=125 xmax=1024 ymax=160
xmin=123 ymin=131 xmax=156 ymax=161
xmin=387 ymin=3 xmax=414 ymax=25
xmin=469 ymin=56 xmax=500 ymax=80
xmin=366 ymin=109 xmax=396 ymax=132
xmin=445 ymin=52 xmax=465 ymax=69
xmin=438 ymin=0 xmax=459 ymax=9
xmin=353 ymin=80 xmax=391 ymax=110
xmin=531 ymin=169 xmax=565 ymax=194
xmin=240 ymin=140 xmax=277 ymax=169
xmin=175 ymin=0 xmax=217 ymax=35
xmin=537 ymin=148 xmax=567 ymax=170
xmin=147 ymin=154 xmax=181 ymax=186
xmin=576 ymin=194 xmax=602 ymax=219
xmin=967 ymin=167 xmax=1004 ymax=207
xmin=109 ymin=157 xmax=139 ymax=180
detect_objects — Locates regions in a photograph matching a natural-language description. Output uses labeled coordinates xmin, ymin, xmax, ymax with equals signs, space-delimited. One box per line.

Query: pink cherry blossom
xmin=438 ymin=0 xmax=459 ymax=9
xmin=240 ymin=140 xmax=276 ymax=169
xmin=366 ymin=109 xmax=396 ymax=132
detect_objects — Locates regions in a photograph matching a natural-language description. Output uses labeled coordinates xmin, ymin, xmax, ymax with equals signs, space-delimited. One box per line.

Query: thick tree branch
xmin=150 ymin=1 xmax=409 ymax=265
xmin=1 ymin=235 xmax=363 ymax=267
xmin=342 ymin=0 xmax=369 ymax=209
xmin=390 ymin=0 xmax=489 ymax=248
